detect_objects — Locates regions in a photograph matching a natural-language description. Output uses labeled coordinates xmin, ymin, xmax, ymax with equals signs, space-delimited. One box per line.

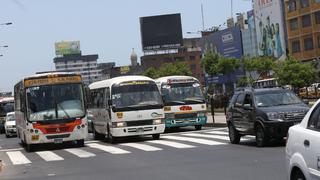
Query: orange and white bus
xmin=14 ymin=72 xmax=88 ymax=152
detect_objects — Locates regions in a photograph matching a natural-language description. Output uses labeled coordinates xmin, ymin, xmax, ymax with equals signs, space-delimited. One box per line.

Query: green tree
xmin=242 ymin=56 xmax=275 ymax=86
xmin=143 ymin=62 xmax=192 ymax=79
xmin=274 ymin=55 xmax=316 ymax=90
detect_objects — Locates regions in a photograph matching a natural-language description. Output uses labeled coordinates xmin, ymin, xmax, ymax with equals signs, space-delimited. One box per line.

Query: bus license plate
xmin=54 ymin=138 xmax=63 ymax=144
xmin=137 ymin=128 xmax=144 ymax=133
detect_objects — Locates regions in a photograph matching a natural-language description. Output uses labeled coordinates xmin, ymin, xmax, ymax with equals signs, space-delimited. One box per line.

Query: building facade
xmin=141 ymin=38 xmax=204 ymax=84
xmin=285 ymin=0 xmax=320 ymax=62
xmin=53 ymin=54 xmax=101 ymax=85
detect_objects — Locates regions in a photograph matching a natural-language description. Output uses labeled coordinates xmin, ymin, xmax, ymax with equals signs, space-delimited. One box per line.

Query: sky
xmin=0 ymin=0 xmax=252 ymax=92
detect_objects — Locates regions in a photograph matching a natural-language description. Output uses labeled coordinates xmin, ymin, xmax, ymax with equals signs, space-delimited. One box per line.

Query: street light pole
xmin=0 ymin=22 xmax=12 ymax=26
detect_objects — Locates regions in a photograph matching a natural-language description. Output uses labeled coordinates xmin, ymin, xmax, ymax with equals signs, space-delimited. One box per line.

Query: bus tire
xmin=26 ymin=143 xmax=34 ymax=152
xmin=152 ymin=134 xmax=160 ymax=140
xmin=77 ymin=139 xmax=85 ymax=147
xmin=195 ymin=125 xmax=202 ymax=130
xmin=93 ymin=127 xmax=104 ymax=140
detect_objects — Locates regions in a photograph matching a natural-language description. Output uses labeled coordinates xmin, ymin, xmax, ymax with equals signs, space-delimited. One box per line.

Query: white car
xmin=4 ymin=112 xmax=16 ymax=137
xmin=286 ymin=99 xmax=320 ymax=180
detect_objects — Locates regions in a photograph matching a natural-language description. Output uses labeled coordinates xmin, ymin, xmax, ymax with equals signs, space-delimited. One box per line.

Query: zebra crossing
xmin=0 ymin=128 xmax=255 ymax=166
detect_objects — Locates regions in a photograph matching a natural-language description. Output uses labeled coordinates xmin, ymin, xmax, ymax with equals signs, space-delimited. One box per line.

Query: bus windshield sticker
xmin=119 ymin=81 xmax=151 ymax=86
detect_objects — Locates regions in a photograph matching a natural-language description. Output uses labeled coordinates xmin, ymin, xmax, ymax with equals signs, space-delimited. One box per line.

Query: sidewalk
xmin=205 ymin=112 xmax=227 ymax=127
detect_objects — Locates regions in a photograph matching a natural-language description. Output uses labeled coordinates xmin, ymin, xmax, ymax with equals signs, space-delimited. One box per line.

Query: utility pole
xmin=201 ymin=3 xmax=205 ymax=31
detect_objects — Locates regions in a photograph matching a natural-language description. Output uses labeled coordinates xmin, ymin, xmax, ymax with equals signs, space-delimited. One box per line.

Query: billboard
xmin=254 ymin=0 xmax=286 ymax=59
xmin=55 ymin=41 xmax=81 ymax=56
xmin=202 ymin=26 xmax=244 ymax=84
xmin=140 ymin=13 xmax=183 ymax=51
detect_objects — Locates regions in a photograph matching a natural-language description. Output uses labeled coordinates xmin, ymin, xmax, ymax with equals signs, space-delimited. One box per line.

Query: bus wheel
xmin=77 ymin=139 xmax=85 ymax=147
xmin=195 ymin=125 xmax=202 ymax=130
xmin=152 ymin=134 xmax=160 ymax=140
xmin=26 ymin=144 xmax=34 ymax=152
xmin=93 ymin=128 xmax=104 ymax=140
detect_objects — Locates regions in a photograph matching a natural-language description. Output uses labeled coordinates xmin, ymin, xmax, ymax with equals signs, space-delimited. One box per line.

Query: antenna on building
xmin=201 ymin=3 xmax=205 ymax=31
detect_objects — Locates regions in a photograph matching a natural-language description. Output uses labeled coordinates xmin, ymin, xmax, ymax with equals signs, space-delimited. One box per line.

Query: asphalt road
xmin=0 ymin=127 xmax=287 ymax=180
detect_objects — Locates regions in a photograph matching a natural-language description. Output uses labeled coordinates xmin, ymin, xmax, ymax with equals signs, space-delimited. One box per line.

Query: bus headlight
xmin=112 ymin=122 xmax=127 ymax=128
xmin=165 ymin=113 xmax=174 ymax=119
xmin=153 ymin=119 xmax=163 ymax=125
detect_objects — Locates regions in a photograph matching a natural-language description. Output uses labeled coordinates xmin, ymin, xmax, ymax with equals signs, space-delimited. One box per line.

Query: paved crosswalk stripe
xmin=163 ymin=135 xmax=226 ymax=145
xmin=120 ymin=143 xmax=162 ymax=151
xmin=148 ymin=140 xmax=195 ymax=148
xmin=65 ymin=148 xmax=96 ymax=158
xmin=205 ymin=131 xmax=229 ymax=135
xmin=6 ymin=151 xmax=31 ymax=165
xmin=36 ymin=151 xmax=64 ymax=161
xmin=183 ymin=133 xmax=230 ymax=141
xmin=86 ymin=143 xmax=130 ymax=154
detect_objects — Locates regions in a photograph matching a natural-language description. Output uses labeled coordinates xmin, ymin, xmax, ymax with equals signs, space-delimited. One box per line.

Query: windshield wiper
xmin=56 ymin=101 xmax=70 ymax=118
xmin=167 ymin=101 xmax=185 ymax=105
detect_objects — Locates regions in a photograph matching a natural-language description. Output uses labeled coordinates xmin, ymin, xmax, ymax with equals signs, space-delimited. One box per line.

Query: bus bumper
xmin=111 ymin=124 xmax=165 ymax=137
xmin=165 ymin=116 xmax=207 ymax=128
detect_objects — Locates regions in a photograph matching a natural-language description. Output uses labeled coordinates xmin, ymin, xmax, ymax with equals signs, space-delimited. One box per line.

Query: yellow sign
xmin=120 ymin=66 xmax=130 ymax=74
xmin=116 ymin=112 xmax=123 ymax=118
xmin=120 ymin=81 xmax=151 ymax=86
xmin=24 ymin=76 xmax=82 ymax=87
xmin=55 ymin=41 xmax=81 ymax=56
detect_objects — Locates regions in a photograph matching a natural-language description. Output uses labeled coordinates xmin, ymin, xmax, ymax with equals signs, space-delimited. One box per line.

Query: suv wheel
xmin=228 ymin=123 xmax=241 ymax=144
xmin=255 ymin=124 xmax=269 ymax=147
xmin=195 ymin=125 xmax=202 ymax=130
xmin=291 ymin=168 xmax=306 ymax=180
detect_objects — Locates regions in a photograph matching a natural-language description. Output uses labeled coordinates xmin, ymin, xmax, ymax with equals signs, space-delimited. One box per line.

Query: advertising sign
xmin=140 ymin=13 xmax=183 ymax=51
xmin=55 ymin=41 xmax=81 ymax=56
xmin=202 ymin=26 xmax=244 ymax=85
xmin=254 ymin=0 xmax=286 ymax=59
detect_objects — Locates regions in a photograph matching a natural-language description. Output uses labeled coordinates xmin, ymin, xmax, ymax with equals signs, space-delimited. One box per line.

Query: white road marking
xmin=0 ymin=148 xmax=24 ymax=152
xmin=148 ymin=140 xmax=195 ymax=149
xmin=205 ymin=131 xmax=229 ymax=135
xmin=65 ymin=148 xmax=96 ymax=158
xmin=84 ymin=140 xmax=100 ymax=144
xmin=120 ymin=143 xmax=162 ymax=151
xmin=6 ymin=151 xmax=31 ymax=165
xmin=182 ymin=133 xmax=230 ymax=141
xmin=86 ymin=143 xmax=130 ymax=154
xmin=36 ymin=151 xmax=64 ymax=162
xmin=163 ymin=135 xmax=226 ymax=145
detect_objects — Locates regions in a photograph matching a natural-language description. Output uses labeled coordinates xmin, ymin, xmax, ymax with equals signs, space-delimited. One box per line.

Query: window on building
xmin=316 ymin=0 xmax=320 ymax=3
xmin=315 ymin=11 xmax=320 ymax=24
xmin=318 ymin=35 xmax=320 ymax=48
xmin=304 ymin=37 xmax=314 ymax=50
xmin=288 ymin=0 xmax=297 ymax=12
xmin=290 ymin=18 xmax=299 ymax=31
xmin=302 ymin=14 xmax=311 ymax=27
xmin=300 ymin=0 xmax=309 ymax=8
xmin=291 ymin=40 xmax=301 ymax=53
xmin=189 ymin=56 xmax=195 ymax=60
xmin=190 ymin=64 xmax=196 ymax=71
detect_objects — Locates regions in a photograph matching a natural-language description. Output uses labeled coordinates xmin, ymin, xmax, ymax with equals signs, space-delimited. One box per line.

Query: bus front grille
xmin=46 ymin=134 xmax=70 ymax=139
xmin=126 ymin=120 xmax=153 ymax=127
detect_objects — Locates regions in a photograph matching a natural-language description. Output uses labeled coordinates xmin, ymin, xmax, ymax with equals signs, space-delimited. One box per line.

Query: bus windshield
xmin=26 ymin=83 xmax=85 ymax=121
xmin=161 ymin=82 xmax=205 ymax=106
xmin=112 ymin=82 xmax=163 ymax=112
xmin=0 ymin=101 xmax=14 ymax=117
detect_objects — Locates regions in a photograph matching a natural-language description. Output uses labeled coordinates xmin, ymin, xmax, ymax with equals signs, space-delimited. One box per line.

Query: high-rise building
xmin=285 ymin=0 xmax=320 ymax=62
xmin=53 ymin=54 xmax=101 ymax=85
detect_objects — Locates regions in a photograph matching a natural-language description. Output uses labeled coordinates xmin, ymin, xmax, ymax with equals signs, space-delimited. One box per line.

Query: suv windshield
xmin=255 ymin=91 xmax=302 ymax=107
xmin=161 ymin=82 xmax=205 ymax=105
xmin=26 ymin=83 xmax=85 ymax=121
xmin=112 ymin=81 xmax=163 ymax=111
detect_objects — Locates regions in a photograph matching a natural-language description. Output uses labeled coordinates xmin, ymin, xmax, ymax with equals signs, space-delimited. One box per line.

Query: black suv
xmin=227 ymin=87 xmax=309 ymax=147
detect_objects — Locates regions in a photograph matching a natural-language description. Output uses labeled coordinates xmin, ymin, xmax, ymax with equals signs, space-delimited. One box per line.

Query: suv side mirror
xmin=107 ymin=99 xmax=112 ymax=106
xmin=302 ymin=99 xmax=309 ymax=105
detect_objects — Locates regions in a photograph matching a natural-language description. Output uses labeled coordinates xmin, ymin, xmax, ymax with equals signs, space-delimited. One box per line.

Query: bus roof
xmin=0 ymin=97 xmax=14 ymax=103
xmin=156 ymin=76 xmax=199 ymax=84
xmin=23 ymin=72 xmax=80 ymax=80
xmin=89 ymin=75 xmax=154 ymax=90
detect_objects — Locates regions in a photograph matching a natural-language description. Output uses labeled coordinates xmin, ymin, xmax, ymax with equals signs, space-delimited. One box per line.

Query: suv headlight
xmin=267 ymin=112 xmax=285 ymax=122
xmin=153 ymin=119 xmax=163 ymax=125
xmin=165 ymin=113 xmax=174 ymax=119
